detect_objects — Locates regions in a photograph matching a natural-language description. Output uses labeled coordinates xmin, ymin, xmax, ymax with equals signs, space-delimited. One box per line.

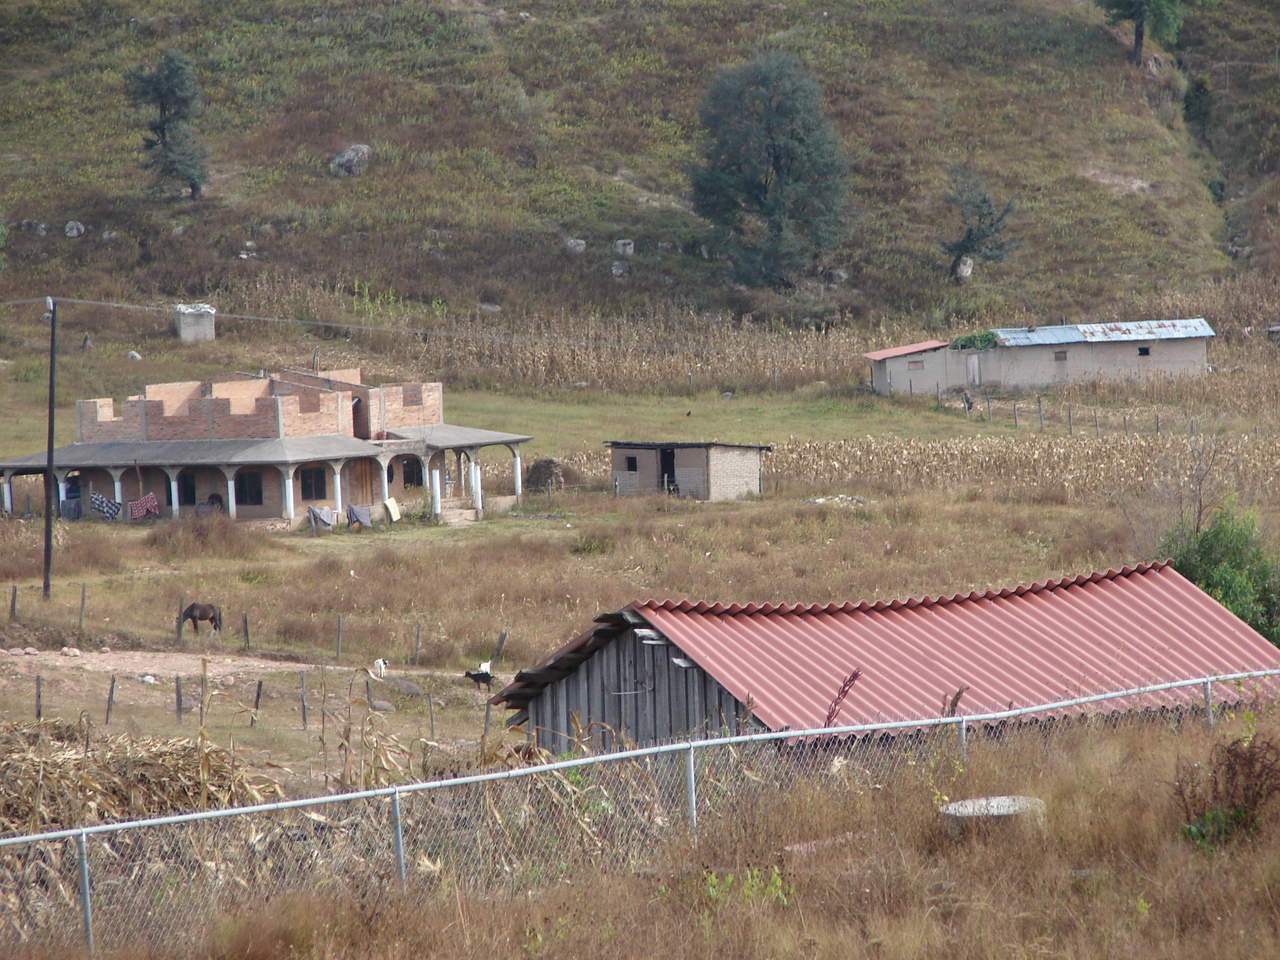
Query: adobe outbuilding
xmin=606 ymin=441 xmax=770 ymax=501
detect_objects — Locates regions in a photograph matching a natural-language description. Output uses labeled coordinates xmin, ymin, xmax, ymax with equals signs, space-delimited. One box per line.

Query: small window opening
xmin=1054 ymin=350 xmax=1067 ymax=362
xmin=625 ymin=456 xmax=638 ymax=472
xmin=907 ymin=359 xmax=924 ymax=371
xmin=1138 ymin=346 xmax=1151 ymax=357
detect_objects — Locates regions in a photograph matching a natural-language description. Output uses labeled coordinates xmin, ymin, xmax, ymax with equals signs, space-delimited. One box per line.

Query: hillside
xmin=1 ymin=0 xmax=1271 ymax=325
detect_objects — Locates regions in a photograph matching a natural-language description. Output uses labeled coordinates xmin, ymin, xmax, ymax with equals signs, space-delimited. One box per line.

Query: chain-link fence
xmin=1 ymin=670 xmax=1276 ymax=956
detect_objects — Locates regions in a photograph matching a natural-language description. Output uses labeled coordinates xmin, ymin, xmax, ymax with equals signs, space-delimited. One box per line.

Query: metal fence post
xmin=957 ymin=718 xmax=967 ymax=759
xmin=76 ymin=830 xmax=95 ymax=956
xmin=684 ymin=744 xmax=698 ymax=834
xmin=391 ymin=788 xmax=407 ymax=886
xmin=1203 ymin=679 xmax=1214 ymax=727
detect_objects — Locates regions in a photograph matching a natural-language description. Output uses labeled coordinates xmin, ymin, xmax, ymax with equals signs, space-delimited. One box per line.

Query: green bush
xmin=1158 ymin=497 xmax=1280 ymax=643
xmin=949 ymin=330 xmax=998 ymax=351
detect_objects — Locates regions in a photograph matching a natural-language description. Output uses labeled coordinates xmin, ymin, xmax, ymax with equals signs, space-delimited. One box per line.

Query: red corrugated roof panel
xmin=630 ymin=563 xmax=1280 ymax=730
xmin=862 ymin=339 xmax=950 ymax=362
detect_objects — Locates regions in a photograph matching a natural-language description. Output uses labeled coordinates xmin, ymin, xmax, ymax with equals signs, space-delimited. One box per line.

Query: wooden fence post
xmin=1155 ymin=411 xmax=1160 ymax=434
xmin=365 ymin=677 xmax=373 ymax=710
xmin=241 ymin=612 xmax=250 ymax=652
xmin=251 ymin=680 xmax=263 ymax=727
xmin=1012 ymin=403 xmax=1019 ymax=429
xmin=413 ymin=623 xmax=422 ymax=667
xmin=105 ymin=675 xmax=116 ymax=726
xmin=35 ymin=675 xmax=42 ymax=720
xmin=9 ymin=585 xmax=17 ymax=622
xmin=1093 ymin=408 xmax=1099 ymax=436
xmin=299 ymin=672 xmax=308 ymax=730
xmin=78 ymin=583 xmax=86 ymax=632
xmin=984 ymin=394 xmax=991 ymax=421
xmin=1067 ymin=406 xmax=1073 ymax=435
xmin=199 ymin=658 xmax=208 ymax=727
xmin=335 ymin=615 xmax=343 ymax=662
xmin=175 ymin=596 xmax=185 ymax=646
xmin=1036 ymin=396 xmax=1043 ymax=431
xmin=427 ymin=693 xmax=436 ymax=740
xmin=175 ymin=676 xmax=184 ymax=724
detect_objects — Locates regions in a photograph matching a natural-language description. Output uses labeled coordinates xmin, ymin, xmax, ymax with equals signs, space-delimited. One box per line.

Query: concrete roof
xmin=0 ymin=435 xmax=387 ymax=473
xmin=384 ymin=423 xmax=531 ymax=450
xmin=604 ymin=441 xmax=772 ymax=451
xmin=991 ymin=318 xmax=1215 ymax=348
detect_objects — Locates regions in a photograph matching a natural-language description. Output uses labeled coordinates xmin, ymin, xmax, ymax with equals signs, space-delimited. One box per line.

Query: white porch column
xmin=429 ymin=468 xmax=441 ymax=518
xmin=281 ymin=464 xmax=297 ymax=522
xmin=511 ymin=448 xmax=522 ymax=500
xmin=469 ymin=449 xmax=483 ymax=519
xmin=330 ymin=460 xmax=345 ymax=518
xmin=455 ymin=450 xmax=466 ymax=496
xmin=221 ymin=466 xmax=238 ymax=519
xmin=2 ymin=471 xmax=12 ymax=514
xmin=378 ymin=455 xmax=390 ymax=504
xmin=107 ymin=467 xmax=126 ymax=520
xmin=162 ymin=467 xmax=181 ymax=519
xmin=54 ymin=470 xmax=68 ymax=514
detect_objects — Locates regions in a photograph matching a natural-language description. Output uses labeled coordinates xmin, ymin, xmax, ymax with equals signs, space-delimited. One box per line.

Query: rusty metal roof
xmin=992 ymin=318 xmax=1214 ymax=348
xmin=862 ymin=339 xmax=949 ymax=362
xmin=493 ymin=563 xmax=1280 ymax=729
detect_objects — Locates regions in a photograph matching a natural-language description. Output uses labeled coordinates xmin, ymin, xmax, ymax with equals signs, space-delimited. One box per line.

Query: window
xmin=907 ymin=359 xmax=924 ymax=371
xmin=402 ymin=458 xmax=423 ymax=487
xmin=1054 ymin=350 xmax=1067 ymax=362
xmin=235 ymin=470 xmax=263 ymax=506
xmin=178 ymin=472 xmax=197 ymax=506
xmin=1138 ymin=346 xmax=1151 ymax=357
xmin=300 ymin=467 xmax=327 ymax=500
xmin=385 ymin=462 xmax=396 ymax=484
xmin=625 ymin=456 xmax=638 ymax=472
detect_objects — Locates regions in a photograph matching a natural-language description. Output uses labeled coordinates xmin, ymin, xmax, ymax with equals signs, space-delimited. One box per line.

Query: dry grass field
xmin=13 ymin=708 xmax=1280 ymax=960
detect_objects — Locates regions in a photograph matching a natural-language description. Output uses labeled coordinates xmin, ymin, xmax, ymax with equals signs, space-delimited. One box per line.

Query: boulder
xmin=126 ymin=351 xmax=142 ymax=360
xmin=6 ymin=648 xmax=22 ymax=656
xmin=23 ymin=647 xmax=38 ymax=656
xmin=371 ymin=699 xmax=395 ymax=713
xmin=64 ymin=220 xmax=86 ymax=238
xmin=478 ymin=302 xmax=502 ymax=314
xmin=564 ymin=237 xmax=586 ymax=255
xmin=59 ymin=646 xmax=81 ymax=658
xmin=954 ymin=256 xmax=974 ymax=283
xmin=613 ymin=238 xmax=635 ymax=256
xmin=610 ymin=260 xmax=630 ymax=278
xmin=330 ymin=144 xmax=372 ymax=177
xmin=827 ymin=268 xmax=849 ymax=284
xmin=385 ymin=677 xmax=423 ymax=697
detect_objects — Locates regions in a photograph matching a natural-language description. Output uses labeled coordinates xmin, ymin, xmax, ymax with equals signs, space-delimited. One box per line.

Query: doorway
xmin=660 ymin=448 xmax=675 ymax=493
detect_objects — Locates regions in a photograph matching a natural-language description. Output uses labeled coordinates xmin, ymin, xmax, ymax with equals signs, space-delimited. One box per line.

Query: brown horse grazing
xmin=179 ymin=602 xmax=222 ymax=635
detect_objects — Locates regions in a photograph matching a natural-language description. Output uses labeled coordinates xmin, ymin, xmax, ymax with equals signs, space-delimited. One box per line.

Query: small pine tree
xmin=124 ymin=50 xmax=210 ymax=199
xmin=1093 ymin=0 xmax=1195 ymax=66
xmin=691 ymin=51 xmax=848 ymax=288
xmin=939 ymin=166 xmax=1019 ymax=284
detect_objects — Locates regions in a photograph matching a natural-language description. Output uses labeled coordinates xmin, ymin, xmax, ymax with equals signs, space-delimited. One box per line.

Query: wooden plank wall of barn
xmin=526 ymin=629 xmax=757 ymax=752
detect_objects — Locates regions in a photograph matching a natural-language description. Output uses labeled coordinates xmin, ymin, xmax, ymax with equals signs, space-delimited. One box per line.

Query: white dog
xmin=372 ymin=658 xmax=389 ymax=679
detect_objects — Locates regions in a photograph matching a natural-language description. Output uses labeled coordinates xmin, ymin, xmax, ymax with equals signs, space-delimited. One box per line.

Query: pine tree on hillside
xmin=124 ymin=50 xmax=210 ymax=199
xmin=691 ymin=51 xmax=848 ymax=289
xmin=939 ymin=166 xmax=1020 ymax=284
xmin=1094 ymin=0 xmax=1197 ymax=66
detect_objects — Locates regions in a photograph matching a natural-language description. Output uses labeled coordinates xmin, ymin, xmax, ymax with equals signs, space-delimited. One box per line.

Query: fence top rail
xmin=1 ymin=667 xmax=1276 ymax=849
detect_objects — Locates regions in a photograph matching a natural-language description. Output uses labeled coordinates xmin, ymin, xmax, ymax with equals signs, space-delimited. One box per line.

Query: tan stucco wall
xmin=871 ymin=338 xmax=1210 ymax=395
xmin=611 ymin=447 xmax=661 ymax=495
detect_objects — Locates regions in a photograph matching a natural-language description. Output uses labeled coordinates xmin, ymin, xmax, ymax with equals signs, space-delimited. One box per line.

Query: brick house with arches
xmin=0 ymin=368 xmax=529 ymax=526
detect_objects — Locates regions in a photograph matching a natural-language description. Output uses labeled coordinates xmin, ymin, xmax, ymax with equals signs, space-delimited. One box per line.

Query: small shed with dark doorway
xmin=606 ymin=441 xmax=770 ymax=501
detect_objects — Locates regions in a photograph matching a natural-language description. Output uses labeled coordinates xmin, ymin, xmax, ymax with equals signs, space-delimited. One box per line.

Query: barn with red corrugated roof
xmin=492 ymin=562 xmax=1280 ymax=752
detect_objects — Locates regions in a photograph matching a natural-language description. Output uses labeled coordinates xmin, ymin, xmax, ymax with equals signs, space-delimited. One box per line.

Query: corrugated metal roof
xmin=863 ymin=339 xmax=950 ymax=362
xmin=0 ymin=435 xmax=386 ymax=472
xmin=604 ymin=441 xmax=772 ymax=451
xmin=493 ymin=563 xmax=1280 ymax=730
xmin=385 ymin=423 xmax=531 ymax=450
xmin=991 ymin=318 xmax=1215 ymax=348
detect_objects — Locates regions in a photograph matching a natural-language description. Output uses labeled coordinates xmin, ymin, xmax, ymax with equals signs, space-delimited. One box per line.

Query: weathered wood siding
xmin=527 ymin=628 xmax=758 ymax=752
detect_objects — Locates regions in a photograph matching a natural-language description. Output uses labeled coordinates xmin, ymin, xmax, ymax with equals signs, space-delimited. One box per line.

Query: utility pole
xmin=42 ymin=296 xmax=56 ymax=600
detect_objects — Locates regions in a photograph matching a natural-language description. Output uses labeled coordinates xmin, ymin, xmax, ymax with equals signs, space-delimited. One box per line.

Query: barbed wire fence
xmin=0 ymin=670 xmax=1275 ymax=956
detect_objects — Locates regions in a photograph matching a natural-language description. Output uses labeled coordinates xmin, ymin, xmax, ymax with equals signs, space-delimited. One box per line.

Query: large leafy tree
xmin=1094 ymin=0 xmax=1194 ymax=65
xmin=939 ymin=166 xmax=1019 ymax=283
xmin=691 ymin=51 xmax=847 ymax=288
xmin=124 ymin=50 xmax=210 ymax=199
xmin=1159 ymin=497 xmax=1280 ymax=644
